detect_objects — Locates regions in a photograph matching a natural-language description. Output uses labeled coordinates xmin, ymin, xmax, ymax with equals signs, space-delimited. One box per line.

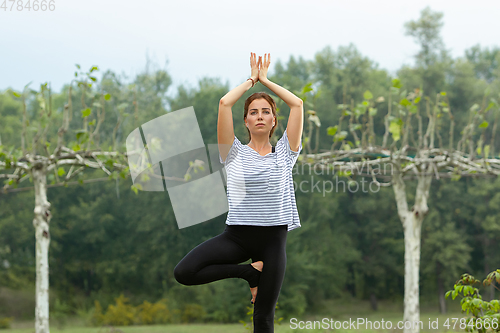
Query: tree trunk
xmin=370 ymin=292 xmax=378 ymax=311
xmin=32 ymin=165 xmax=51 ymax=333
xmin=436 ymin=261 xmax=446 ymax=314
xmin=392 ymin=163 xmax=433 ymax=333
xmin=484 ymin=251 xmax=495 ymax=301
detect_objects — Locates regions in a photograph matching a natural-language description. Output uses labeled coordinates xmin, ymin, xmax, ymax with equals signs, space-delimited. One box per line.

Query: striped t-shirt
xmin=219 ymin=128 xmax=302 ymax=232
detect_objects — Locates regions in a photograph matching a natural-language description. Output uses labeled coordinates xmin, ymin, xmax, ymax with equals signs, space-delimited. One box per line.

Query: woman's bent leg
xmin=174 ymin=228 xmax=256 ymax=286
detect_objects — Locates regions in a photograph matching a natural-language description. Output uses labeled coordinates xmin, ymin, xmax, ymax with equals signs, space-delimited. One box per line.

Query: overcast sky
xmin=1 ymin=0 xmax=499 ymax=96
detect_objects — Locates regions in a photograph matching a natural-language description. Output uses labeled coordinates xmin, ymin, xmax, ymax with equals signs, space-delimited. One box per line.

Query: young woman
xmin=174 ymin=52 xmax=304 ymax=333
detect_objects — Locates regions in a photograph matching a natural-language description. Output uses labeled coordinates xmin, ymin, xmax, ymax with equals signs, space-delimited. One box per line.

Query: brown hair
xmin=243 ymin=92 xmax=278 ymax=142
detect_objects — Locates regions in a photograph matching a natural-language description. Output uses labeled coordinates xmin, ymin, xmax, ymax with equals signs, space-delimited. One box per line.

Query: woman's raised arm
xmin=258 ymin=53 xmax=304 ymax=152
xmin=218 ymin=52 xmax=259 ymax=160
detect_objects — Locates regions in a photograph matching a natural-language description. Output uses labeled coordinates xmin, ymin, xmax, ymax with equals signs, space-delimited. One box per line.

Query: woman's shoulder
xmin=274 ymin=128 xmax=302 ymax=166
xmin=219 ymin=135 xmax=243 ymax=164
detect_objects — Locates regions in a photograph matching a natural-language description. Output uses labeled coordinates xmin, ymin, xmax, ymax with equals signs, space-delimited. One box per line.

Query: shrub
xmin=136 ymin=299 xmax=171 ymax=324
xmin=240 ymin=302 xmax=283 ymax=331
xmin=446 ymin=269 xmax=500 ymax=333
xmin=181 ymin=303 xmax=206 ymax=323
xmin=91 ymin=300 xmax=105 ymax=326
xmin=51 ymin=298 xmax=72 ymax=330
xmin=91 ymin=295 xmax=173 ymax=326
xmin=102 ymin=295 xmax=135 ymax=326
xmin=0 ymin=317 xmax=13 ymax=329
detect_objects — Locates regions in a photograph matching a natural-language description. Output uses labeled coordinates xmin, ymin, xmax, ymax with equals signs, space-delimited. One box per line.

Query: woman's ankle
xmin=251 ymin=261 xmax=264 ymax=272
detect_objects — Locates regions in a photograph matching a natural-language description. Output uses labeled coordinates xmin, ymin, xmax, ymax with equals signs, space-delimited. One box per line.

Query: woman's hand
xmin=258 ymin=53 xmax=270 ymax=82
xmin=250 ymin=52 xmax=259 ymax=82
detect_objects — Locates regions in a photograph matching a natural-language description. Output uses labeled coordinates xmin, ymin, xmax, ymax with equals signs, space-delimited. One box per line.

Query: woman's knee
xmin=173 ymin=262 xmax=194 ymax=286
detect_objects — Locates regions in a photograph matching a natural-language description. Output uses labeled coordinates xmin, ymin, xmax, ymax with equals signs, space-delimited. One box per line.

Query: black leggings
xmin=174 ymin=224 xmax=288 ymax=333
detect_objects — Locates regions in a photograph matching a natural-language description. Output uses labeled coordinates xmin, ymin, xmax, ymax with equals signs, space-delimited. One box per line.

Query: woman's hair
xmin=243 ymin=92 xmax=278 ymax=142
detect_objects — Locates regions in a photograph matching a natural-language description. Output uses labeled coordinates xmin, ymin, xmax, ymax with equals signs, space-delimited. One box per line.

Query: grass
xmin=2 ymin=298 xmax=472 ymax=333
xmin=1 ymin=311 xmax=472 ymax=333
xmin=1 ymin=323 xmax=247 ymax=333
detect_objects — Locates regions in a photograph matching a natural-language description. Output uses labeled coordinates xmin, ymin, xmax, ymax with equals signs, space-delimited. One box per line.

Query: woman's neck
xmin=249 ymin=133 xmax=270 ymax=149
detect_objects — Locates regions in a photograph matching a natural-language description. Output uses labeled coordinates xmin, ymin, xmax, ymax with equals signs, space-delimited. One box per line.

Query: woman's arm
xmin=220 ymin=79 xmax=254 ymax=107
xmin=218 ymin=52 xmax=259 ymax=161
xmin=259 ymin=77 xmax=303 ymax=107
xmin=258 ymin=54 xmax=303 ymax=152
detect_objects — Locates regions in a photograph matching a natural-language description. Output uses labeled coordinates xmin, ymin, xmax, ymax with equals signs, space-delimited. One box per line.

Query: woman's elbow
xmin=289 ymin=98 xmax=303 ymax=108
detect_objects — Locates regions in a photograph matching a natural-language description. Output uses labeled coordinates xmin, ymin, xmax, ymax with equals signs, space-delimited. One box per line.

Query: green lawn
xmin=2 ymin=298 xmax=471 ymax=333
xmin=2 ymin=311 xmax=471 ymax=333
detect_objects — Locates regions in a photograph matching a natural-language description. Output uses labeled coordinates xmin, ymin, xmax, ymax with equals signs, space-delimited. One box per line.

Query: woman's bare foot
xmin=250 ymin=261 xmax=263 ymax=304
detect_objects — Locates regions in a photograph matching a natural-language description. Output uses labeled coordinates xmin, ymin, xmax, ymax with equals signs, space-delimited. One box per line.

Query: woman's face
xmin=246 ymin=99 xmax=275 ymax=133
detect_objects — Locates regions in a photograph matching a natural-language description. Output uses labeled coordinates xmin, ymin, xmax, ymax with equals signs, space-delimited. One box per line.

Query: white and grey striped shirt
xmin=219 ymin=128 xmax=302 ymax=232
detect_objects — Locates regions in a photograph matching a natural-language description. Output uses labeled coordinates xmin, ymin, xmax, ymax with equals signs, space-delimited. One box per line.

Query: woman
xmin=174 ymin=52 xmax=303 ymax=333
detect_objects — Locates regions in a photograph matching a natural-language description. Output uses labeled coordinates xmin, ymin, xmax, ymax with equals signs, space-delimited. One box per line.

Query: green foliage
xmin=81 ymin=107 xmax=91 ymax=118
xmin=101 ymin=295 xmax=135 ymax=326
xmin=479 ymin=121 xmax=489 ymax=129
xmin=392 ymin=78 xmax=402 ymax=89
xmin=51 ymin=298 xmax=72 ymax=330
xmin=91 ymin=300 xmax=105 ymax=326
xmin=446 ymin=271 xmax=500 ymax=332
xmin=363 ymin=90 xmax=373 ymax=100
xmin=327 ymin=125 xmax=338 ymax=136
xmin=180 ymin=303 xmax=206 ymax=323
xmin=389 ymin=118 xmax=403 ymax=142
xmin=0 ymin=316 xmax=13 ymax=329
xmin=91 ymin=295 xmax=173 ymax=326
xmin=240 ymin=302 xmax=283 ymax=331
xmin=136 ymin=300 xmax=171 ymax=324
xmin=334 ymin=130 xmax=348 ymax=143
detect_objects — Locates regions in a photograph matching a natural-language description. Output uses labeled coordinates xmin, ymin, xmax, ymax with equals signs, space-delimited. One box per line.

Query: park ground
xmin=2 ymin=298 xmax=470 ymax=333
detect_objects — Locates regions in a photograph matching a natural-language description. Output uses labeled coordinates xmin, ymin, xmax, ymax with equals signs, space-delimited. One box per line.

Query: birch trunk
xmin=32 ymin=164 xmax=51 ymax=333
xmin=392 ymin=163 xmax=433 ymax=333
xmin=436 ymin=261 xmax=446 ymax=314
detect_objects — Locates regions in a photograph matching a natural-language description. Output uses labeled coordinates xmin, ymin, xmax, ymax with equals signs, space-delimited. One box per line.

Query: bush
xmin=136 ymin=299 xmax=171 ymax=324
xmin=91 ymin=294 xmax=173 ymax=326
xmin=446 ymin=269 xmax=500 ymax=333
xmin=51 ymin=298 xmax=72 ymax=330
xmin=239 ymin=302 xmax=283 ymax=331
xmin=0 ymin=317 xmax=13 ymax=329
xmin=180 ymin=303 xmax=206 ymax=323
xmin=100 ymin=294 xmax=135 ymax=326
xmin=91 ymin=300 xmax=105 ymax=326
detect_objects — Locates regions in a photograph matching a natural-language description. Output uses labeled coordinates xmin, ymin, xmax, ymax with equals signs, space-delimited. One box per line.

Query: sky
xmin=1 ymin=0 xmax=499 ymax=97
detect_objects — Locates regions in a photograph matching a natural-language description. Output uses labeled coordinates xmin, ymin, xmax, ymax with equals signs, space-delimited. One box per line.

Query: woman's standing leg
xmin=248 ymin=226 xmax=288 ymax=333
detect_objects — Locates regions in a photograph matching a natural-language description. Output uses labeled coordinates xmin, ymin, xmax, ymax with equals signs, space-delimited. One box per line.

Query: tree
xmin=0 ymin=65 xmax=130 ymax=333
xmin=300 ymin=75 xmax=500 ymax=333
xmin=402 ymin=6 xmax=452 ymax=100
xmin=465 ymin=44 xmax=500 ymax=83
xmin=404 ymin=6 xmax=446 ymax=68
